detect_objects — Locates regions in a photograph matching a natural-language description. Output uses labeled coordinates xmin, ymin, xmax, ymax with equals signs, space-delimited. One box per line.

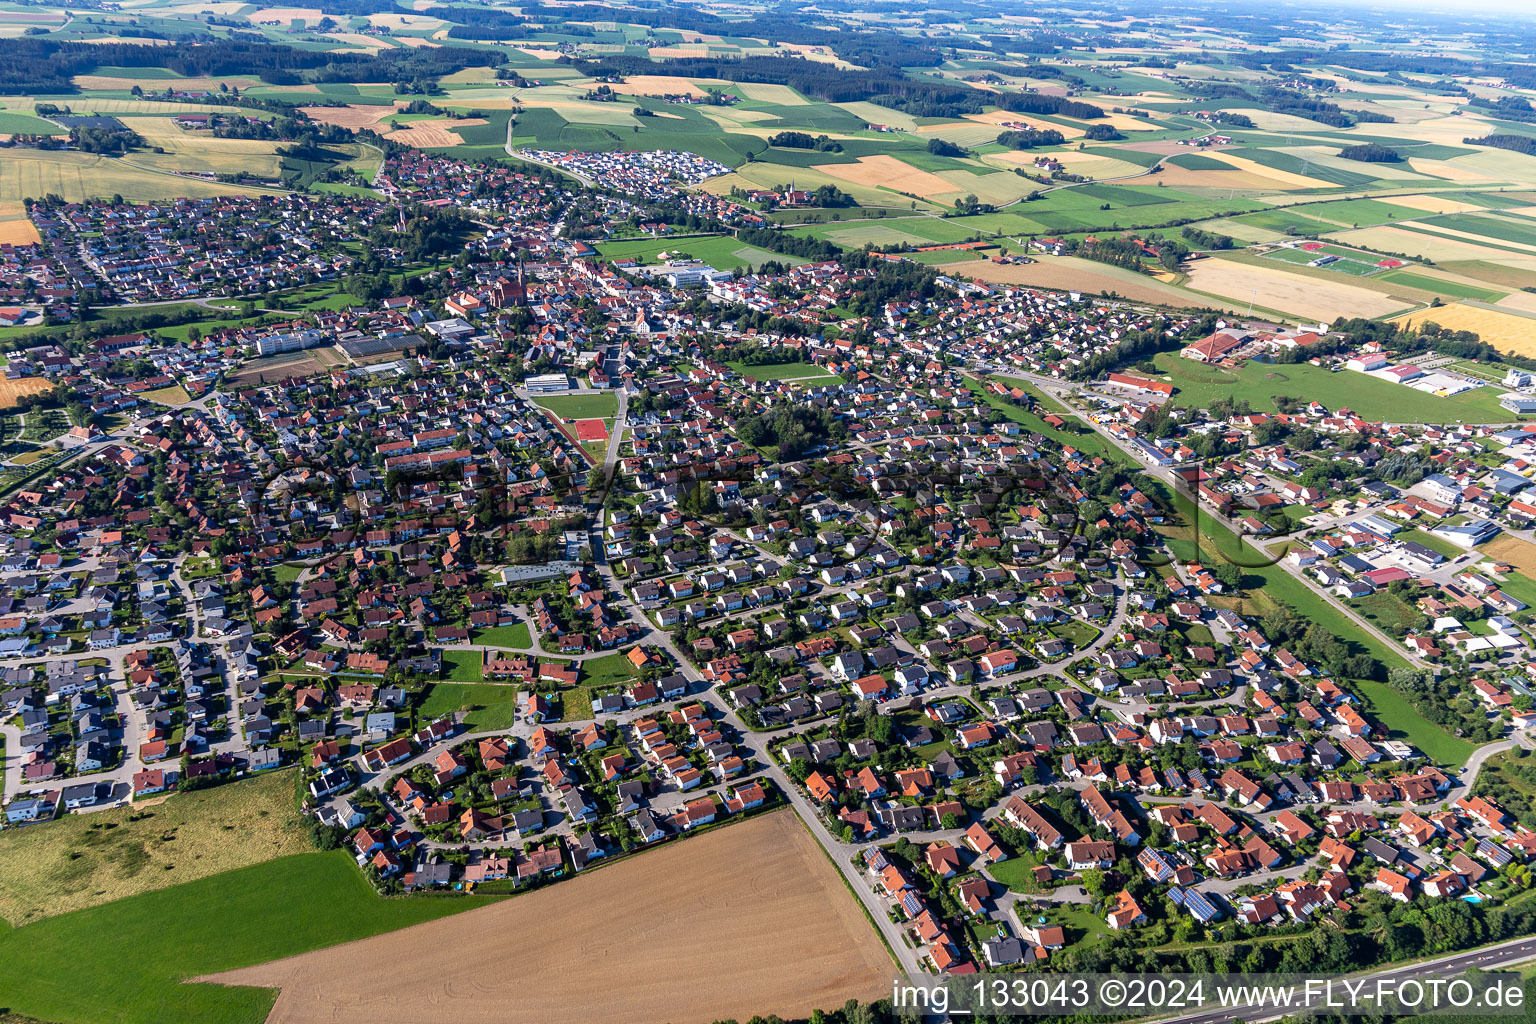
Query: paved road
xmin=1149 ymin=934 xmax=1536 ymax=1024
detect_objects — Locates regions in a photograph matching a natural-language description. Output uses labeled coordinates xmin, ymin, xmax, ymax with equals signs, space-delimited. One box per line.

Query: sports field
xmin=573 ymin=417 xmax=608 ymax=442
xmin=200 ymin=809 xmax=890 ymax=1024
xmin=531 ymin=392 xmax=618 ymax=419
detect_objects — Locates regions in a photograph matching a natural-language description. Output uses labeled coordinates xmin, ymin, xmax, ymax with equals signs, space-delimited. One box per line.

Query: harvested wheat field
xmin=1479 ymin=535 xmax=1536 ymax=577
xmin=73 ymin=73 xmax=264 ymax=91
xmin=952 ymin=256 xmax=1250 ymax=312
xmin=249 ymin=6 xmax=323 ymax=22
xmin=324 ymin=31 xmax=395 ymax=50
xmin=1200 ymin=152 xmax=1335 ymax=189
xmin=1184 ymin=258 xmax=1410 ymax=320
xmin=0 ymin=203 xmax=40 ymax=245
xmin=299 ymin=104 xmax=399 ymax=130
xmin=1389 ymin=193 xmax=1491 ymax=216
xmin=813 ymin=155 xmax=958 ymax=199
xmin=735 ymin=81 xmax=807 ymax=104
xmin=197 ymin=809 xmax=891 ymax=1024
xmin=1392 ymin=302 xmax=1536 ymax=356
xmin=609 ymin=74 xmax=715 ymax=98
xmin=964 ymin=109 xmax=1084 ymax=137
xmin=384 ymin=117 xmax=486 ymax=147
xmin=367 ymin=11 xmax=442 ymax=28
xmin=0 ymin=377 xmax=51 ymax=407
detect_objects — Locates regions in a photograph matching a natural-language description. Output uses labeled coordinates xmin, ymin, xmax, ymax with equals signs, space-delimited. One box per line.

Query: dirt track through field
xmin=195 ymin=809 xmax=890 ymax=1024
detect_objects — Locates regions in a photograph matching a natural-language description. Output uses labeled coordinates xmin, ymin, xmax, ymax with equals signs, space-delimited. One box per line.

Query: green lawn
xmin=726 ymin=360 xmax=835 ymax=381
xmin=579 ymin=651 xmax=636 ymax=689
xmin=471 ymin=622 xmax=532 ymax=649
xmin=986 ymin=852 xmax=1043 ymax=892
xmin=271 ymin=563 xmax=304 ymax=586
xmin=1396 ymin=528 xmax=1467 ymax=560
xmin=1148 ymin=352 xmax=1518 ymax=424
xmin=1354 ymin=591 xmax=1424 ymax=637
xmin=595 ymin=234 xmax=796 ymax=271
xmin=1355 ymin=680 xmax=1478 ymax=767
xmin=418 ymin=681 xmax=520 ymax=730
xmin=0 ymin=852 xmax=497 ymax=1024
xmin=531 ymin=393 xmax=618 ymax=420
xmin=1048 ymin=620 xmax=1101 ymax=648
xmin=441 ymin=648 xmax=484 ymax=682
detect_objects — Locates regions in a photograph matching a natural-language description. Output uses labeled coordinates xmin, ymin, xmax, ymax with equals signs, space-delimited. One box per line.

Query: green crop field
xmin=1237 ymin=147 xmax=1382 ymax=188
xmin=1148 ymin=352 xmax=1515 ymax=423
xmin=1423 ymin=213 xmax=1536 ymax=249
xmin=0 ymin=853 xmax=496 ymax=1024
xmin=1167 ymin=152 xmax=1233 ymax=170
xmin=0 ymin=111 xmax=66 ymax=134
xmin=1378 ymin=271 xmax=1506 ymax=301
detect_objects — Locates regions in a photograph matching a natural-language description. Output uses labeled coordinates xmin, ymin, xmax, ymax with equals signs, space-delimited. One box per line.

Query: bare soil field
xmin=0 ymin=378 xmax=54 ymax=408
xmin=197 ymin=809 xmax=890 ymax=1024
xmin=1184 ymin=257 xmax=1411 ymax=320
xmin=383 ymin=118 xmax=486 ymax=147
xmin=1478 ymin=535 xmax=1536 ymax=577
xmin=0 ymin=771 xmax=309 ymax=924
xmin=230 ymin=353 xmax=327 ymax=386
xmin=1392 ymin=302 xmax=1536 ymax=356
xmin=812 ymin=154 xmax=959 ymax=199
